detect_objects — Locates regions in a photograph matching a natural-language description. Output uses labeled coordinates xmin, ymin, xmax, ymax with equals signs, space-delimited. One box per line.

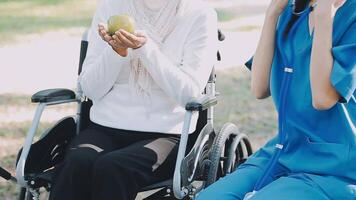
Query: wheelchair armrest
xmin=0 ymin=166 xmax=12 ymax=181
xmin=185 ymin=95 xmax=218 ymax=111
xmin=31 ymin=88 xmax=76 ymax=103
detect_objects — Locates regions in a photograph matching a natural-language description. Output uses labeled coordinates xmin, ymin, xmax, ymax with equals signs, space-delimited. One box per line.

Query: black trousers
xmin=49 ymin=123 xmax=180 ymax=200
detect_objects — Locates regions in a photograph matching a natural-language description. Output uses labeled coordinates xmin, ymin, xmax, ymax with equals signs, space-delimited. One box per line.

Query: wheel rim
xmin=205 ymin=123 xmax=253 ymax=187
xmin=224 ymin=135 xmax=253 ymax=175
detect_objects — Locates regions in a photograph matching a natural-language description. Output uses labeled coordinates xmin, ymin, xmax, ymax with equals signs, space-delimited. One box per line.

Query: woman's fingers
xmin=109 ymin=37 xmax=129 ymax=57
xmin=115 ymin=31 xmax=136 ymax=48
xmin=108 ymin=39 xmax=116 ymax=47
xmin=112 ymin=34 xmax=127 ymax=48
xmin=98 ymin=23 xmax=112 ymax=42
xmin=103 ymin=34 xmax=112 ymax=43
xmin=119 ymin=30 xmax=147 ymax=48
xmin=98 ymin=26 xmax=105 ymax=40
xmin=98 ymin=23 xmax=108 ymax=30
xmin=134 ymin=30 xmax=146 ymax=37
xmin=98 ymin=25 xmax=146 ymax=49
xmin=120 ymin=30 xmax=139 ymax=42
xmin=97 ymin=23 xmax=130 ymax=56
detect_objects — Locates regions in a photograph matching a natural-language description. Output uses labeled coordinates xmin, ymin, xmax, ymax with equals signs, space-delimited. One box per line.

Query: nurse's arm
xmin=310 ymin=9 xmax=341 ymax=110
xmin=251 ymin=10 xmax=281 ymax=99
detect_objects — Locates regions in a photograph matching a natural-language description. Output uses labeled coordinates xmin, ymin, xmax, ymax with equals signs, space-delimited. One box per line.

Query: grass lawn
xmin=215 ymin=68 xmax=277 ymax=135
xmin=0 ymin=0 xmax=97 ymax=45
xmin=216 ymin=8 xmax=238 ymax=22
xmin=0 ymin=0 xmax=250 ymax=45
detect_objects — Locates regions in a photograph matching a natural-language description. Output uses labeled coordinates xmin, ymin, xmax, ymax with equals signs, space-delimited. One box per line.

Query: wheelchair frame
xmin=0 ymin=30 xmax=253 ymax=200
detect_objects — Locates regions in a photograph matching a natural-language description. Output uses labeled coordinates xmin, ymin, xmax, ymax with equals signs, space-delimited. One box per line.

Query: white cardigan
xmin=79 ymin=0 xmax=218 ymax=134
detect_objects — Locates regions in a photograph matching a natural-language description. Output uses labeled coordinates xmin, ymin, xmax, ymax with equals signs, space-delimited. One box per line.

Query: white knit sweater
xmin=79 ymin=0 xmax=218 ymax=134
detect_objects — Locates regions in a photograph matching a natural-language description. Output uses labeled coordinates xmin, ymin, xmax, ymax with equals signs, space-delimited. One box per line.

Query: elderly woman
xmin=49 ymin=0 xmax=217 ymax=200
xmin=198 ymin=0 xmax=355 ymax=199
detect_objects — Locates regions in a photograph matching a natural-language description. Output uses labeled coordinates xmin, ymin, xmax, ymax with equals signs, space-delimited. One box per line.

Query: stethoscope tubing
xmin=253 ymin=6 xmax=312 ymax=191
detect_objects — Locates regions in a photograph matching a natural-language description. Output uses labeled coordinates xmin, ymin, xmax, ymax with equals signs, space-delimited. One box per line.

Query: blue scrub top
xmin=246 ymin=0 xmax=356 ymax=185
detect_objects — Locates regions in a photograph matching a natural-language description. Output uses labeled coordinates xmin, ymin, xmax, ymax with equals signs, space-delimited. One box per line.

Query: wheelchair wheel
xmin=18 ymin=187 xmax=48 ymax=200
xmin=18 ymin=188 xmax=34 ymax=200
xmin=205 ymin=123 xmax=253 ymax=187
xmin=18 ymin=187 xmax=26 ymax=200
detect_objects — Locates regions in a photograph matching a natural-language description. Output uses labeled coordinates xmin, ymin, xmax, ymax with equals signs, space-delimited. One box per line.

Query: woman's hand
xmin=314 ymin=0 xmax=346 ymax=20
xmin=267 ymin=0 xmax=289 ymax=17
xmin=112 ymin=30 xmax=147 ymax=50
xmin=98 ymin=23 xmax=128 ymax=57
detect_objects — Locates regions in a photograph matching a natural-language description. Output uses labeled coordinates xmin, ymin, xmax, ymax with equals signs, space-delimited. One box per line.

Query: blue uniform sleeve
xmin=330 ymin=24 xmax=356 ymax=103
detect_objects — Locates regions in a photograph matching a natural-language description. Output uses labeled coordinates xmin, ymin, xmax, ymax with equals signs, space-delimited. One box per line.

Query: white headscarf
xmin=128 ymin=0 xmax=188 ymax=99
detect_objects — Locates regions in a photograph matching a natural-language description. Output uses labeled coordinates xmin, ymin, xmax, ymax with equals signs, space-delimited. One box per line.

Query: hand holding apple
xmin=112 ymin=29 xmax=147 ymax=50
xmin=98 ymin=23 xmax=128 ymax=57
xmin=107 ymin=14 xmax=146 ymax=49
xmin=108 ymin=14 xmax=136 ymax=35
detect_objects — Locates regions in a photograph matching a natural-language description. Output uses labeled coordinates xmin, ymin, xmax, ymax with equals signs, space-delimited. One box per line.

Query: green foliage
xmin=0 ymin=121 xmax=53 ymax=137
xmin=0 ymin=0 xmax=95 ymax=44
xmin=216 ymin=9 xmax=237 ymax=22
xmin=235 ymin=25 xmax=261 ymax=32
xmin=0 ymin=94 xmax=29 ymax=106
xmin=0 ymin=154 xmax=18 ymax=199
xmin=0 ymin=0 xmax=69 ymax=5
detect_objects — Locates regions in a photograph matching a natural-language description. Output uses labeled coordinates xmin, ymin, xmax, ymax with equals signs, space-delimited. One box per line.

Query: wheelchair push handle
xmin=218 ymin=29 xmax=225 ymax=41
xmin=0 ymin=166 xmax=16 ymax=182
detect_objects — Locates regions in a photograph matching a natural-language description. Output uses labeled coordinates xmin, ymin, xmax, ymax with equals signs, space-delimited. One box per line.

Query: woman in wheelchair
xmin=49 ymin=0 xmax=217 ymax=200
xmin=198 ymin=0 xmax=355 ymax=200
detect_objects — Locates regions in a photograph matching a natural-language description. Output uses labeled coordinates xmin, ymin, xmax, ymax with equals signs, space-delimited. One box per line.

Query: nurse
xmin=197 ymin=0 xmax=355 ymax=199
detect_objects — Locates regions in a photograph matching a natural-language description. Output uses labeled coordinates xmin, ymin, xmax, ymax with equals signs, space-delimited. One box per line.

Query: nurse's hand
xmin=267 ymin=0 xmax=289 ymax=17
xmin=314 ymin=0 xmax=346 ymax=19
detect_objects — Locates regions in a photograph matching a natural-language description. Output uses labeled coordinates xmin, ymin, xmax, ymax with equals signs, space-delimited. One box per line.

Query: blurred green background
xmin=0 ymin=0 xmax=275 ymax=199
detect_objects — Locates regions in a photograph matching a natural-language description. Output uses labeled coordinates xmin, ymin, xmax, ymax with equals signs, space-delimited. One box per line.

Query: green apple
xmin=107 ymin=14 xmax=135 ymax=36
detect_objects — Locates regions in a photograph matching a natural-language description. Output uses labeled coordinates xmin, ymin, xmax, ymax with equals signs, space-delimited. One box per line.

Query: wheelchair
xmin=0 ymin=30 xmax=253 ymax=200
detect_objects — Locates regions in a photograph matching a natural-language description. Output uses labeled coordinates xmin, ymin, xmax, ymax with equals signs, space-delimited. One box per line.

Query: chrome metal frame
xmin=173 ymin=74 xmax=217 ymax=199
xmin=14 ymin=30 xmax=88 ymax=197
xmin=173 ymin=111 xmax=194 ymax=199
xmin=15 ymin=92 xmax=81 ymax=187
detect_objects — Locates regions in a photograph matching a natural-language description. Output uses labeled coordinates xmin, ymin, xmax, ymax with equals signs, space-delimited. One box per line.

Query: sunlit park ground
xmin=0 ymin=0 xmax=276 ymax=199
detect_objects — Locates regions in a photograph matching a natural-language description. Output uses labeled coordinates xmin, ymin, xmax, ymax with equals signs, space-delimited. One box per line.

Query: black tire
xmin=18 ymin=187 xmax=26 ymax=200
xmin=26 ymin=191 xmax=34 ymax=200
xmin=181 ymin=123 xmax=215 ymax=193
xmin=224 ymin=131 xmax=253 ymax=174
xmin=205 ymin=123 xmax=253 ymax=187
xmin=195 ymin=128 xmax=215 ymax=182
xmin=18 ymin=187 xmax=48 ymax=200
xmin=18 ymin=188 xmax=34 ymax=200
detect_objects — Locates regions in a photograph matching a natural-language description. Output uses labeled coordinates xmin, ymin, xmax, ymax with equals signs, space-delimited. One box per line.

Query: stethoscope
xmin=244 ymin=3 xmax=316 ymax=200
